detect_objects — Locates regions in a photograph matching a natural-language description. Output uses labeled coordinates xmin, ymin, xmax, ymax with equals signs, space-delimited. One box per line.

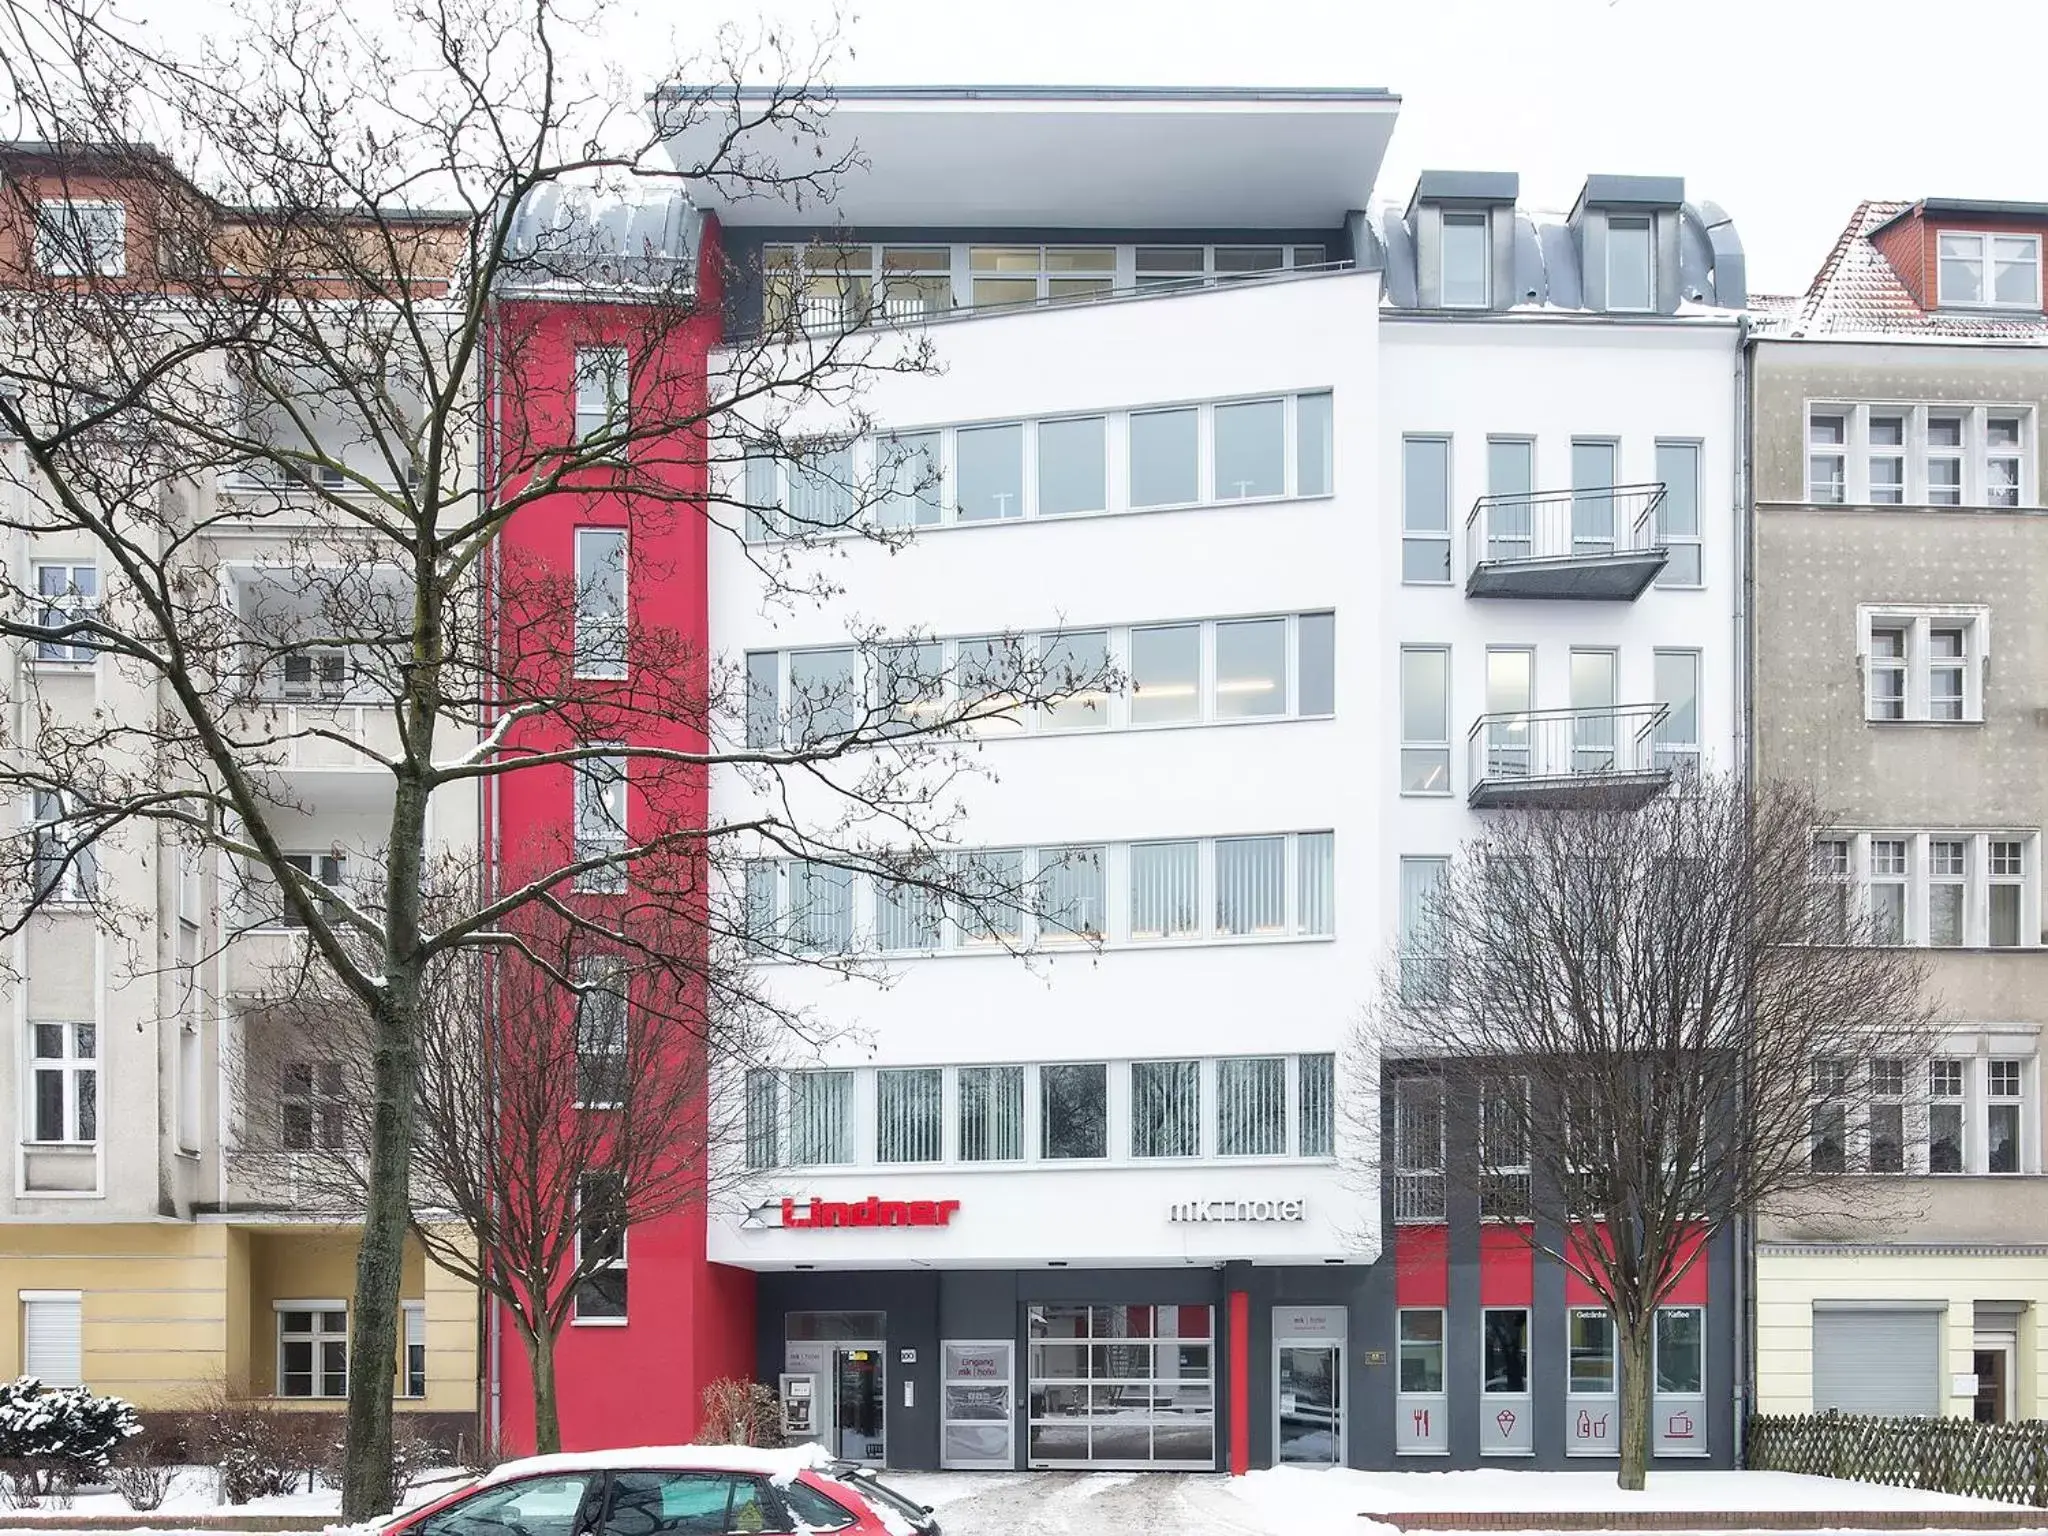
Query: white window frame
xmin=572 ymin=527 xmax=628 ymax=680
xmin=1856 ymin=605 xmax=1990 ymax=724
xmin=279 ymin=1059 xmax=346 ymax=1151
xmin=35 ymin=199 xmax=125 ymax=277
xmin=26 ymin=1021 xmax=96 ymax=1145
xmin=1605 ymin=215 xmax=1655 ymax=313
xmin=1401 ymin=435 xmax=1453 ymax=584
xmin=572 ymin=347 xmax=629 ymax=449
xmin=570 ymin=1173 xmax=628 ymax=1325
xmin=400 ymin=1301 xmax=427 ymax=1399
xmin=1826 ymin=830 xmax=2039 ymax=948
xmin=1653 ymin=439 xmax=1705 ymax=587
xmin=571 ymin=748 xmax=628 ymax=892
xmin=31 ymin=562 xmax=98 ymax=665
xmin=1807 ymin=403 xmax=2036 ymax=508
xmin=30 ymin=791 xmax=96 ymax=905
xmin=1439 ymin=211 xmax=1491 ymax=309
xmin=1399 ymin=645 xmax=1452 ymax=796
xmin=1937 ymin=231 xmax=2043 ymax=311
xmin=572 ymin=955 xmax=628 ymax=1110
xmin=275 ymin=1301 xmax=349 ymax=1399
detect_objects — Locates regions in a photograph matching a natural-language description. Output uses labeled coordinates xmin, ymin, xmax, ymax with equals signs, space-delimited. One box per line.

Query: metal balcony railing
xmin=1465 ymin=482 xmax=1668 ymax=600
xmin=1466 ymin=702 xmax=1672 ymax=808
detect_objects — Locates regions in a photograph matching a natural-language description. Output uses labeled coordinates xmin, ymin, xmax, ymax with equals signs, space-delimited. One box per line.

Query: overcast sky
xmin=132 ymin=0 xmax=2048 ymax=294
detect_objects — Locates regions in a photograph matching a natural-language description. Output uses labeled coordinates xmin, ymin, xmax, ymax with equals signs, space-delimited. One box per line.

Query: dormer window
xmin=1441 ymin=213 xmax=1490 ymax=308
xmin=1607 ymin=216 xmax=1654 ymax=311
xmin=1937 ymin=232 xmax=2041 ymax=309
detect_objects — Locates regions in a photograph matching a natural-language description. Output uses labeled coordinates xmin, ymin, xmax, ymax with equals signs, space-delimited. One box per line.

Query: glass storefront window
xmin=1483 ymin=1307 xmax=1529 ymax=1395
xmin=1569 ymin=1308 xmax=1616 ymax=1394
xmin=1025 ymin=1302 xmax=1214 ymax=1468
xmin=1656 ymin=1307 xmax=1704 ymax=1394
xmin=1397 ymin=1308 xmax=1445 ymax=1394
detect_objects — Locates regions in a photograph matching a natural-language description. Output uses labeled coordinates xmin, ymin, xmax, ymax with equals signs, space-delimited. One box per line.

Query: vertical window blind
xmin=877 ymin=1068 xmax=944 ymax=1163
xmin=1218 ymin=1056 xmax=1288 ymax=1156
xmin=1130 ymin=841 xmax=1200 ymax=940
xmin=957 ymin=1065 xmax=1025 ymax=1161
xmin=1298 ymin=1054 xmax=1336 ymax=1157
xmin=1214 ymin=836 xmax=1285 ymax=935
xmin=789 ymin=1070 xmax=853 ymax=1165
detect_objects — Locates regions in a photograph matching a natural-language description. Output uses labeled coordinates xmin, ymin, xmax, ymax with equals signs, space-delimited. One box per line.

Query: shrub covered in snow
xmin=0 ymin=1377 xmax=142 ymax=1486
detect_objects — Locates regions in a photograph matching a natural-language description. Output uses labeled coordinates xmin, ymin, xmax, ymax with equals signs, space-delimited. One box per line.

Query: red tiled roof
xmin=1762 ymin=199 xmax=2048 ymax=342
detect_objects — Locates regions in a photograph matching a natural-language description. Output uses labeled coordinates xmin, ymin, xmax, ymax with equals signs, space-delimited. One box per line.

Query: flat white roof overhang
xmin=658 ymin=86 xmax=1401 ymax=229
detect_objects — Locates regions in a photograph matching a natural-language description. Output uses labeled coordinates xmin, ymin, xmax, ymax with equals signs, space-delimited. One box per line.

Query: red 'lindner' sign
xmin=779 ymin=1196 xmax=961 ymax=1229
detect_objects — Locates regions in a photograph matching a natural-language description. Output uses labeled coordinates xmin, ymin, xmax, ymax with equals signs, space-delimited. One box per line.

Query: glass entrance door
xmin=832 ymin=1345 xmax=887 ymax=1465
xmin=1277 ymin=1345 xmax=1342 ymax=1464
xmin=1974 ymin=1337 xmax=2014 ymax=1424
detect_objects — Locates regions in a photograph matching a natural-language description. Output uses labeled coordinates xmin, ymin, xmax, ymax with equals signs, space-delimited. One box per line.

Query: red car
xmin=384 ymin=1448 xmax=940 ymax=1536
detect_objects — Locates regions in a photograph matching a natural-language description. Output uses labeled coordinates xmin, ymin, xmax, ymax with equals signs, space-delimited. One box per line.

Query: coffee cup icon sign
xmin=1667 ymin=1410 xmax=1695 ymax=1439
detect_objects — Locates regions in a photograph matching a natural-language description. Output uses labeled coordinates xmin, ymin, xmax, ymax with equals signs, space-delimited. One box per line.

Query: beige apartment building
xmin=0 ymin=143 xmax=477 ymax=1432
xmin=1751 ymin=196 xmax=2048 ymax=1425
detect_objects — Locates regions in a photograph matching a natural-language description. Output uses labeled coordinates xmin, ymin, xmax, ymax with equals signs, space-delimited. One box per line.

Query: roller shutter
xmin=1811 ymin=1308 xmax=1938 ymax=1417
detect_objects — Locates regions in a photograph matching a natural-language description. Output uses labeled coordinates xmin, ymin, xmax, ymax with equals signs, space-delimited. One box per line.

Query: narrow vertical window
xmin=1989 ymin=840 xmax=2025 ymax=948
xmin=1296 ymin=613 xmax=1336 ymax=716
xmin=1808 ymin=413 xmax=1847 ymax=504
xmin=573 ymin=528 xmax=628 ymax=679
xmin=1653 ymin=650 xmax=1700 ymax=778
xmin=33 ymin=564 xmax=98 ymax=664
xmin=1653 ymin=441 xmax=1702 ymax=584
xmin=1400 ymin=647 xmax=1451 ymax=794
xmin=1401 ymin=437 xmax=1452 ymax=582
xmin=1868 ymin=839 xmax=1908 ymax=944
xmin=1398 ymin=857 xmax=1449 ymax=1002
xmin=28 ymin=1023 xmax=97 ymax=1144
xmin=573 ymin=957 xmax=628 ymax=1107
xmin=743 ymin=1070 xmax=779 ymax=1170
xmin=876 ymin=1068 xmax=943 ymax=1164
xmin=1928 ymin=1060 xmax=1966 ymax=1173
xmin=573 ymin=1173 xmax=628 ymax=1320
xmin=1296 ymin=832 xmax=1336 ymax=937
xmin=571 ymin=751 xmax=628 ymax=891
xmin=1440 ymin=212 xmax=1490 ymax=307
xmin=1606 ymin=216 xmax=1653 ymax=311
xmin=1297 ymin=1054 xmax=1335 ymax=1157
xmin=572 ymin=347 xmax=629 ymax=448
xmin=1296 ymin=392 xmax=1334 ymax=497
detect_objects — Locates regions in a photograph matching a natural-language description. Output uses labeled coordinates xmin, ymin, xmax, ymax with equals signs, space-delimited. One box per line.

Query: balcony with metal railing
xmin=1466 ymin=703 xmax=1672 ymax=809
xmin=1464 ymin=482 xmax=1668 ymax=601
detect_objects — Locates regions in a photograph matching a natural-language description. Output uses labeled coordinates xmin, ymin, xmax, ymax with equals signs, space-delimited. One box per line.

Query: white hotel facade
xmin=678 ymin=88 xmax=1749 ymax=1474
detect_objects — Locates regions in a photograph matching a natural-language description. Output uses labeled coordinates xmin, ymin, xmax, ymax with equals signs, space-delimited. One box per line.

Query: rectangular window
xmin=1129 ymin=1060 xmax=1201 ymax=1159
xmin=789 ymin=1070 xmax=853 ymax=1165
xmin=1393 ymin=1077 xmax=1445 ymax=1222
xmin=572 ymin=347 xmax=629 ymax=447
xmin=1036 ymin=416 xmax=1106 ymax=517
xmin=953 ymin=848 xmax=1023 ymax=946
xmin=1869 ymin=1058 xmax=1906 ymax=1174
xmin=1402 ymin=437 xmax=1452 ymax=583
xmin=787 ymin=647 xmax=859 ymax=744
xmin=1988 ymin=415 xmax=2025 ymax=507
xmin=1217 ymin=1056 xmax=1286 ymax=1157
xmin=1653 ymin=650 xmax=1700 ymax=778
xmin=876 ymin=871 xmax=945 ymax=952
xmin=875 ymin=640 xmax=942 ymax=739
xmin=1214 ymin=836 xmax=1285 ymax=937
xmin=33 ymin=564 xmax=97 ymax=664
xmin=1868 ymin=626 xmax=1907 ymax=720
xmin=957 ymin=1065 xmax=1024 ymax=1162
xmin=22 ymin=1294 xmax=82 ymax=1387
xmin=1654 ymin=441 xmax=1702 ymax=585
xmin=1928 ymin=839 xmax=1966 ymax=948
xmin=1606 ymin=216 xmax=1654 ymax=311
xmin=1991 ymin=839 xmax=2025 ymax=947
xmin=1988 ymin=1058 xmax=2023 ymax=1175
xmin=280 ymin=1060 xmax=345 ymax=1151
xmin=1398 ymin=856 xmax=1448 ymax=1004
xmin=1861 ymin=609 xmax=1986 ymax=724
xmin=1929 ymin=628 xmax=1967 ymax=719
xmin=1811 ymin=838 xmax=1852 ymax=943
xmin=1929 ymin=1059 xmax=1965 ymax=1174
xmin=1655 ymin=1308 xmax=1704 ymax=1394
xmin=1297 ymin=830 xmax=1335 ymax=938
xmin=28 ymin=1022 xmax=96 ymax=1144
xmin=1869 ymin=838 xmax=1908 ymax=945
xmin=955 ymin=423 xmax=1024 ymax=522
xmin=1040 ymin=1063 xmax=1107 ymax=1160
xmin=790 ymin=860 xmax=854 ymax=953
xmin=1809 ymin=412 xmax=1846 ymax=503
xmin=744 ymin=1069 xmax=778 ymax=1170
xmin=1213 ymin=399 xmax=1285 ymax=500
xmin=1568 ymin=1309 xmax=1616 ymax=1394
xmin=1041 ymin=630 xmax=1109 ymax=732
xmin=573 ymin=958 xmax=627 ymax=1107
xmin=878 ymin=431 xmax=941 ymax=529
xmin=35 ymin=199 xmax=125 ymax=277
xmin=1868 ymin=413 xmax=1906 ymax=504
xmin=1484 ymin=1308 xmax=1529 ymax=1396
xmin=1486 ymin=436 xmax=1535 ymax=568
xmin=743 ymin=448 xmax=784 ymax=542
xmin=876 ymin=1068 xmax=943 ymax=1164
xmin=955 ymin=638 xmax=1028 ymax=738
xmin=1130 ymin=624 xmax=1200 ymax=725
xmin=1298 ymin=1054 xmax=1335 ymax=1158
xmin=1297 ymin=392 xmax=1334 ymax=497
xmin=1939 ymin=231 xmax=2042 ymax=309
xmin=1129 ymin=841 xmax=1200 ymax=941
xmin=1297 ymin=612 xmax=1335 ymax=716
xmin=573 ymin=1173 xmax=627 ymax=1321
xmin=1400 ymin=646 xmax=1451 ymax=794
xmin=573 ymin=528 xmax=628 ymax=679
xmin=1928 ymin=413 xmax=1965 ymax=504
xmin=402 ymin=1303 xmax=427 ymax=1398
xmin=571 ymin=751 xmax=627 ymax=892
xmin=1479 ymin=1074 xmax=1531 ymax=1219
xmin=1398 ymin=1309 xmax=1446 ymax=1394
xmin=1215 ymin=617 xmax=1286 ymax=719
xmin=779 ymin=442 xmax=854 ymax=533
xmin=32 ymin=791 xmax=96 ymax=903
xmin=1035 ymin=844 xmax=1105 ymax=942
xmin=1571 ymin=440 xmax=1618 ymax=555
xmin=1441 ymin=212 xmax=1490 ymax=307
xmin=277 ymin=1306 xmax=348 ymax=1398
xmin=1130 ymin=408 xmax=1199 ymax=509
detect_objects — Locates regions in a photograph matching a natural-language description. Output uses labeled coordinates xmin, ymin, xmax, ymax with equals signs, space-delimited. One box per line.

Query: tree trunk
xmin=525 ymin=1320 xmax=565 ymax=1455
xmin=1617 ymin=1318 xmax=1653 ymax=1492
xmin=342 ymin=992 xmax=421 ymax=1519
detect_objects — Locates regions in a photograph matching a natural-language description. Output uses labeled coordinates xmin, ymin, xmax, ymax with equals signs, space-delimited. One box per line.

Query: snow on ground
xmin=0 ymin=1466 xmax=469 ymax=1524
xmin=883 ymin=1468 xmax=2047 ymax=1536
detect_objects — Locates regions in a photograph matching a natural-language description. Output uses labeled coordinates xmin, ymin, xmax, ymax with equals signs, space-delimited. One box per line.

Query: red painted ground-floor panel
xmin=495 ymin=1209 xmax=757 ymax=1454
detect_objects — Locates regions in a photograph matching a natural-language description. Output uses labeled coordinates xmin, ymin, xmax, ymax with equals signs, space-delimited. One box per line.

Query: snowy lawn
xmin=882 ymin=1467 xmax=2046 ymax=1536
xmin=0 ymin=1466 xmax=470 ymax=1523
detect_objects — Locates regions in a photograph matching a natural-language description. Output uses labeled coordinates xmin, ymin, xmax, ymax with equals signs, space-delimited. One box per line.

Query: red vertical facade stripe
xmin=1395 ymin=1224 xmax=1450 ymax=1307
xmin=1478 ymin=1225 xmax=1534 ymax=1306
xmin=1228 ymin=1290 xmax=1250 ymax=1476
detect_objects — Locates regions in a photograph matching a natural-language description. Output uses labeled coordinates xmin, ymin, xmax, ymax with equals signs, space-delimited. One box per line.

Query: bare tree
xmin=234 ymin=859 xmax=792 ymax=1455
xmin=1362 ymin=777 xmax=1934 ymax=1490
xmin=0 ymin=0 xmax=1111 ymax=1511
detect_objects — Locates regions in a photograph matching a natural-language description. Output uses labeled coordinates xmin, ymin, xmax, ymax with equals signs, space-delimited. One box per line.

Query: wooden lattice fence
xmin=1749 ymin=1412 xmax=2048 ymax=1506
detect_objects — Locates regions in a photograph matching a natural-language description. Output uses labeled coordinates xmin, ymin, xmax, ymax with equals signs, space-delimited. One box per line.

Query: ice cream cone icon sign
xmin=1495 ymin=1409 xmax=1517 ymax=1437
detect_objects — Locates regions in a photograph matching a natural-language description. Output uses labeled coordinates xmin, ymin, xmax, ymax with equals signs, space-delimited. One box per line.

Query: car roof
xmin=481 ymin=1443 xmax=842 ymax=1488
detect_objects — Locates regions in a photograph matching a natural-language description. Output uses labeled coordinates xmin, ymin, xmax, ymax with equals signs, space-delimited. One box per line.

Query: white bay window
xmin=1821 ymin=831 xmax=2037 ymax=948
xmin=1807 ymin=404 xmax=2033 ymax=508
